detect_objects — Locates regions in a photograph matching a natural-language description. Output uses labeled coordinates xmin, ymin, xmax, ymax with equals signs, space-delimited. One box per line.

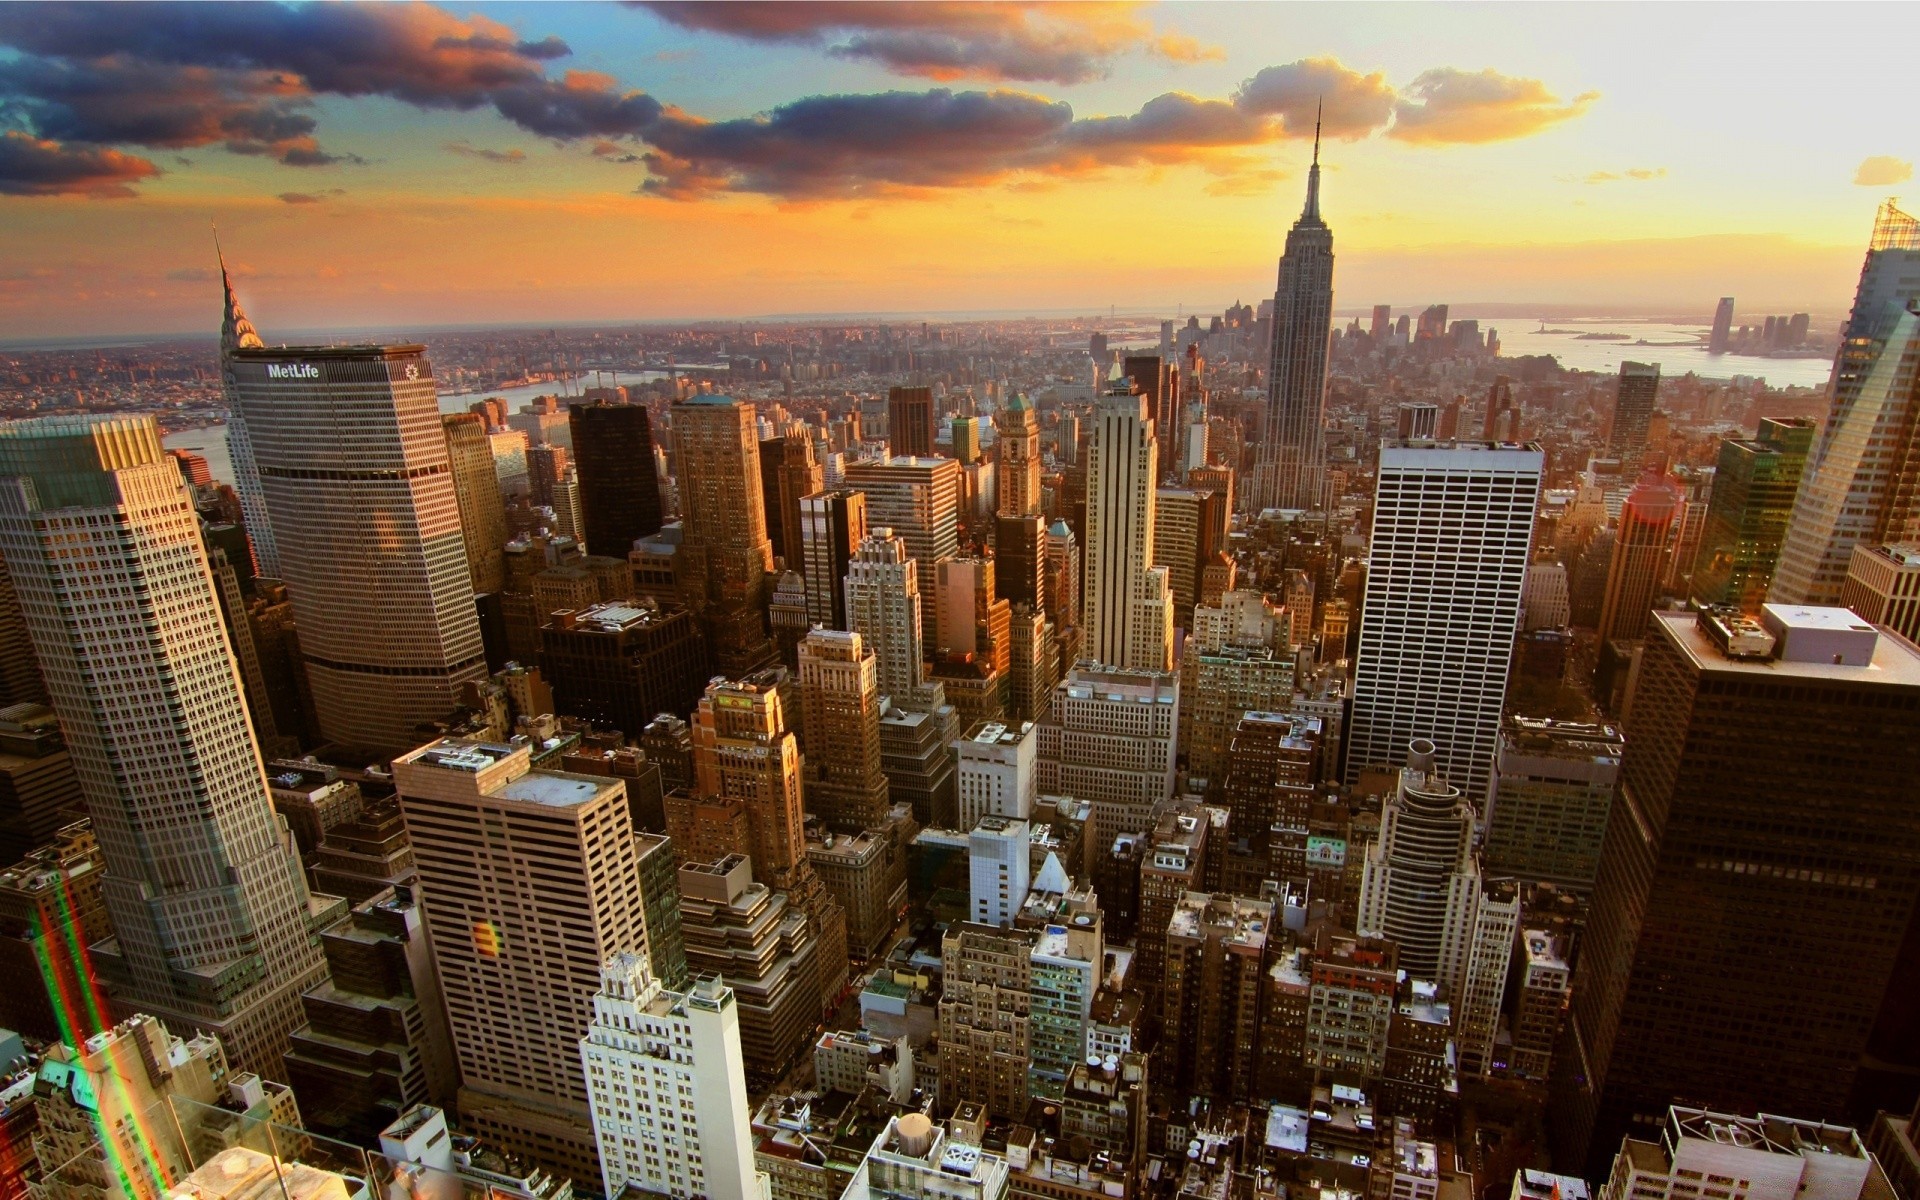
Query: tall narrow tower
xmin=0 ymin=415 xmax=326 ymax=1078
xmin=846 ymin=528 xmax=931 ymax=705
xmin=1253 ymin=112 xmax=1335 ymax=513
xmin=1771 ymin=201 xmax=1920 ymax=604
xmin=1596 ymin=472 xmax=1679 ymax=644
xmin=797 ymin=628 xmax=892 ymax=833
xmin=672 ymin=395 xmax=777 ymax=675
xmin=216 ymin=250 xmax=277 ymax=577
xmin=994 ymin=393 xmax=1041 ymax=517
xmin=1083 ymin=383 xmax=1172 ymax=672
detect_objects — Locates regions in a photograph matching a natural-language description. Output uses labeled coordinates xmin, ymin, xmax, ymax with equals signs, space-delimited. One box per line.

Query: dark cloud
xmin=1060 ymin=93 xmax=1263 ymax=164
xmin=1233 ymin=58 xmax=1397 ymax=139
xmin=445 ymin=140 xmax=528 ymax=163
xmin=277 ymin=190 xmax=324 ymax=203
xmin=636 ymin=2 xmax=1153 ymax=84
xmin=167 ymin=266 xmax=216 ymax=282
xmin=1390 ymin=67 xmax=1597 ymax=144
xmin=0 ymin=130 xmax=160 ymax=196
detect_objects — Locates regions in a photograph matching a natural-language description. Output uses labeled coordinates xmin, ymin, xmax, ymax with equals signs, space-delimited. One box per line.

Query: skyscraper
xmin=1708 ymin=296 xmax=1735 ymax=354
xmin=1595 ymin=472 xmax=1680 ymax=645
xmin=581 ymin=954 xmax=762 ymax=1200
xmin=395 ymin=737 xmax=646 ymax=1184
xmin=797 ymin=629 xmax=892 ymax=833
xmin=217 ymin=253 xmax=277 ymax=578
xmin=800 ymin=487 xmax=868 ymax=630
xmin=887 ymin=386 xmax=935 ymax=458
xmin=1347 ymin=441 xmax=1542 ymax=801
xmin=1690 ymin=418 xmax=1814 ymax=610
xmin=844 ymin=457 xmax=962 ymax=638
xmin=1036 ymin=665 xmax=1178 ymax=853
xmin=1606 ymin=362 xmax=1662 ymax=462
xmin=760 ymin=430 xmax=822 ymax=569
xmin=1082 ymin=383 xmax=1172 ymax=672
xmin=995 ymin=394 xmax=1041 ymax=517
xmin=0 ymin=415 xmax=327 ymax=1078
xmin=845 ymin=528 xmax=932 ymax=705
xmin=673 ymin=395 xmax=777 ymax=675
xmin=1253 ymin=116 xmax=1334 ymax=513
xmin=1772 ymin=201 xmax=1920 ymax=604
xmin=1557 ymin=607 xmax=1920 ymax=1173
xmin=228 ymin=343 xmax=487 ymax=752
xmin=442 ymin=413 xmax=508 ymax=596
xmin=570 ymin=401 xmax=664 ymax=558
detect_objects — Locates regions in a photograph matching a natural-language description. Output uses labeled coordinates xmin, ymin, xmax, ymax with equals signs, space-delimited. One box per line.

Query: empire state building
xmin=1253 ymin=119 xmax=1335 ymax=513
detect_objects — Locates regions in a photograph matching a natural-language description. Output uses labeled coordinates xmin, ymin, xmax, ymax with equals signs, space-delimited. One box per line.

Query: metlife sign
xmin=266 ymin=363 xmax=320 ymax=380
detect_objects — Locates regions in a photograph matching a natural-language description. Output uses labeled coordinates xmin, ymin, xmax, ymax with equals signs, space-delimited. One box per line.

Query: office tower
xmin=1697 ymin=418 xmax=1812 ymax=606
xmin=1487 ymin=719 xmax=1621 ymax=892
xmin=880 ymin=699 xmax=959 ymax=829
xmin=800 ymin=488 xmax=869 ymax=630
xmin=1254 ymin=119 xmax=1334 ymax=513
xmin=845 ymin=528 xmax=932 ymax=704
xmin=0 ymin=820 xmax=106 ymax=1042
xmin=283 ymin=885 xmax=459 ymax=1144
xmin=569 ymin=402 xmax=664 ymax=558
xmin=527 ymin=441 xmax=569 ymax=513
xmin=887 ymin=387 xmax=935 ymax=458
xmin=769 ymin=568 xmax=811 ymax=667
xmin=1370 ymin=304 xmax=1392 ymax=341
xmin=843 ymin=457 xmax=962 ymax=634
xmin=228 ymin=345 xmax=487 ymax=752
xmin=489 ymin=427 xmax=531 ymax=499
xmin=1134 ymin=800 xmax=1208 ymax=992
xmin=842 ymin=1113 xmax=1009 ymax=1200
xmin=677 ymin=854 xmax=822 ymax=1083
xmin=761 ymin=431 xmax=822 ymax=568
xmin=938 ymin=921 xmax=1038 ymax=1117
xmin=993 ymin=514 xmax=1047 ymax=611
xmin=0 ymin=551 xmax=47 ymax=709
xmin=950 ymin=416 xmax=981 ymax=466
xmin=444 ymin=413 xmax=509 ymax=596
xmin=1607 ymin=361 xmax=1662 ymax=463
xmin=1303 ymin=933 xmax=1398 ymax=1078
xmin=1665 ymin=466 xmax=1714 ymax=594
xmin=395 ymin=738 xmax=647 ymax=1183
xmin=540 ymin=601 xmax=707 ymax=739
xmin=967 ymin=816 xmax=1030 ymax=927
xmin=692 ymin=676 xmax=849 ymax=1005
xmin=632 ymin=833 xmax=690 ymax=987
xmin=0 ymin=415 xmax=326 ymax=1078
xmin=1842 ymin=543 xmax=1920 ymax=643
xmin=1509 ymin=929 xmax=1569 ymax=1082
xmin=1596 ymin=473 xmax=1680 ymax=645
xmin=0 ymin=704 xmax=81 ymax=866
xmin=1044 ymin=520 xmax=1079 ymax=632
xmin=1397 ymin=403 xmax=1438 ymax=440
xmin=216 ymin=255 xmax=279 ymax=579
xmin=1559 ymin=608 xmax=1920 ymax=1174
xmin=1599 ymin=1108 xmax=1888 ymax=1200
xmin=806 ymin=822 xmax=906 ymax=961
xmin=1082 ymin=384 xmax=1173 ymax=672
xmin=1219 ymin=711 xmax=1318 ymax=887
xmin=1179 ymin=592 xmax=1294 ymax=788
xmin=797 ymin=629 xmax=892 ymax=833
xmin=1161 ymin=892 xmax=1270 ymax=1100
xmin=995 ymin=394 xmax=1041 ymax=517
xmin=509 ymin=394 xmax=572 ymax=451
xmin=1347 ymin=441 xmax=1541 ymax=801
xmin=1123 ymin=354 xmax=1181 ymax=445
xmin=956 ymin=720 xmax=1038 ymax=830
xmin=581 ymin=953 xmax=762 ymax=1200
xmin=1708 ymin=297 xmax=1736 ymax=354
xmin=1153 ymin=487 xmax=1224 ymax=626
xmin=1005 ymin=604 xmax=1057 ymax=726
xmin=1037 ymin=666 xmax=1177 ymax=854
xmin=1483 ymin=375 xmax=1520 ymax=441
xmin=673 ymin=395 xmax=777 ymax=675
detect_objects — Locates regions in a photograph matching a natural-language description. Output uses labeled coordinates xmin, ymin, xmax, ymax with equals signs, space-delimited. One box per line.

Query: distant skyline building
xmin=887 ymin=386 xmax=935 ymax=458
xmin=1596 ymin=472 xmax=1680 ymax=645
xmin=228 ymin=342 xmax=488 ymax=751
xmin=1772 ymin=201 xmax=1920 ymax=604
xmin=1558 ymin=607 xmax=1920 ymax=1174
xmin=1348 ymin=441 xmax=1542 ymax=801
xmin=0 ymin=414 xmax=328 ymax=1080
xmin=570 ymin=401 xmax=664 ymax=558
xmin=443 ymin=412 xmax=508 ymax=597
xmin=1082 ymin=383 xmax=1172 ymax=672
xmin=1708 ymin=296 xmax=1736 ymax=354
xmin=1253 ymin=117 xmax=1334 ymax=513
xmin=673 ymin=395 xmax=777 ymax=675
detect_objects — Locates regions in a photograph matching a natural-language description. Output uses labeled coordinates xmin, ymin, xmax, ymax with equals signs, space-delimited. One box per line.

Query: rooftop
xmin=1660 ymin=610 xmax=1920 ymax=686
xmin=494 ymin=772 xmax=609 ymax=809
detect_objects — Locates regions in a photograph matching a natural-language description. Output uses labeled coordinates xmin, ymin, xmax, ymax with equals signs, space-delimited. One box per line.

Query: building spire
xmin=1301 ymin=98 xmax=1323 ymax=222
xmin=216 ymin=224 xmax=264 ymax=356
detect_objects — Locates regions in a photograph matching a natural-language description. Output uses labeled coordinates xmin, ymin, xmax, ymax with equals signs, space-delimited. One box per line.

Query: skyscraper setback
xmin=0 ymin=415 xmax=327 ymax=1078
xmin=1253 ymin=116 xmax=1334 ymax=513
xmin=1772 ymin=200 xmax=1920 ymax=604
xmin=227 ymin=342 xmax=488 ymax=752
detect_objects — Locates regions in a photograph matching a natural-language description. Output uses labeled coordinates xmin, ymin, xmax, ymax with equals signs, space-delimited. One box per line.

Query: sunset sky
xmin=1 ymin=1 xmax=1914 ymax=340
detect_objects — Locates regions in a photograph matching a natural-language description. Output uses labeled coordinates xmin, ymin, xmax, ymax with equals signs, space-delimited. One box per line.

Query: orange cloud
xmin=1151 ymin=32 xmax=1226 ymax=65
xmin=0 ymin=130 xmax=159 ymax=197
xmin=1854 ymin=155 xmax=1913 ymax=186
xmin=1390 ymin=68 xmax=1597 ymax=145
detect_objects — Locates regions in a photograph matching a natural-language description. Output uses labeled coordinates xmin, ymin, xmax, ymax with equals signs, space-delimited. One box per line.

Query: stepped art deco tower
xmin=1252 ymin=112 xmax=1335 ymax=514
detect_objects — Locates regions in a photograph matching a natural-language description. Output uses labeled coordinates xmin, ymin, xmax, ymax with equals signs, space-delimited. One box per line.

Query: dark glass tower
xmin=569 ymin=401 xmax=664 ymax=558
xmin=887 ymin=386 xmax=934 ymax=458
xmin=1255 ymin=115 xmax=1334 ymax=513
xmin=1555 ymin=608 xmax=1920 ymax=1175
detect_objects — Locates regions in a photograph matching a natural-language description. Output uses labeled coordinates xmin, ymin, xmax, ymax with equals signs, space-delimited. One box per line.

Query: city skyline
xmin=0 ymin=2 xmax=1915 ymax=339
